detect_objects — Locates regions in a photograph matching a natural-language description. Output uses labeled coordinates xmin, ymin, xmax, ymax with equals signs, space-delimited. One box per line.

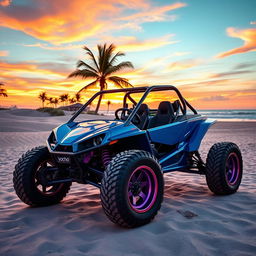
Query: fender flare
xmin=188 ymin=119 xmax=216 ymax=152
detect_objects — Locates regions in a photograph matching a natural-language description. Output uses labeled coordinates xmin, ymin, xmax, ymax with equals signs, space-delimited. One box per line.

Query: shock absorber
xmin=102 ymin=148 xmax=111 ymax=168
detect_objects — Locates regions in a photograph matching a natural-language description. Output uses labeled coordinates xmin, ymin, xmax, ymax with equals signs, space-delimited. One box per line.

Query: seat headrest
xmin=172 ymin=100 xmax=180 ymax=112
xmin=158 ymin=101 xmax=174 ymax=115
xmin=137 ymin=103 xmax=149 ymax=115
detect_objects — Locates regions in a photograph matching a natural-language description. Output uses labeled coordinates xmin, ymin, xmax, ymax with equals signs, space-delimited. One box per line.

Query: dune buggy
xmin=13 ymin=85 xmax=243 ymax=227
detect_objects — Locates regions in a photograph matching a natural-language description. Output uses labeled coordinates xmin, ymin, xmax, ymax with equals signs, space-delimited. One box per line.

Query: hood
xmin=54 ymin=120 xmax=123 ymax=145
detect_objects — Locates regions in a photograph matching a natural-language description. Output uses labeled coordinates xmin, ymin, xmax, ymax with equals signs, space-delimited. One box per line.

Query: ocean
xmin=197 ymin=109 xmax=256 ymax=121
xmin=102 ymin=109 xmax=256 ymax=121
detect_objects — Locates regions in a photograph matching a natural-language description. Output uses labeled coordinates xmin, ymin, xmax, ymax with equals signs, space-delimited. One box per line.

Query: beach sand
xmin=0 ymin=109 xmax=255 ymax=256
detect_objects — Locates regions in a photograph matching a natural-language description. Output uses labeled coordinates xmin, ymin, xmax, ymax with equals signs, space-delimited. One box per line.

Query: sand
xmin=0 ymin=109 xmax=255 ymax=256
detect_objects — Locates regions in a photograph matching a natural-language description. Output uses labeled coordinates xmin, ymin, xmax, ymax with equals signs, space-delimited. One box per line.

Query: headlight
xmin=49 ymin=132 xmax=57 ymax=149
xmin=77 ymin=134 xmax=105 ymax=151
xmin=93 ymin=135 xmax=103 ymax=146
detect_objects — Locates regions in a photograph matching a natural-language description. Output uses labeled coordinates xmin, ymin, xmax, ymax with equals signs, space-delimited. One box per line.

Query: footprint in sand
xmin=177 ymin=210 xmax=198 ymax=219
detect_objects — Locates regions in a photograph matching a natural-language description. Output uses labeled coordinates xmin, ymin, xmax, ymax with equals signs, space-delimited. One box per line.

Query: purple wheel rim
xmin=226 ymin=152 xmax=240 ymax=186
xmin=127 ymin=165 xmax=158 ymax=213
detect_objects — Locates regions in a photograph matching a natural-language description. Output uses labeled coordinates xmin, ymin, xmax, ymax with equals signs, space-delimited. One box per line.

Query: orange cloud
xmin=23 ymin=43 xmax=83 ymax=51
xmin=185 ymin=91 xmax=256 ymax=109
xmin=0 ymin=50 xmax=9 ymax=56
xmin=217 ymin=27 xmax=256 ymax=58
xmin=0 ymin=61 xmax=68 ymax=79
xmin=209 ymin=70 xmax=253 ymax=79
xmin=120 ymin=2 xmax=187 ymax=23
xmin=166 ymin=59 xmax=200 ymax=71
xmin=0 ymin=0 xmax=11 ymax=7
xmin=0 ymin=1 xmax=185 ymax=45
xmin=115 ymin=34 xmax=178 ymax=52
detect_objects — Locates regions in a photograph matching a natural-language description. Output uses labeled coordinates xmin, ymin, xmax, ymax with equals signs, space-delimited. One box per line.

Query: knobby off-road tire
xmin=100 ymin=150 xmax=164 ymax=228
xmin=13 ymin=146 xmax=71 ymax=206
xmin=206 ymin=142 xmax=243 ymax=195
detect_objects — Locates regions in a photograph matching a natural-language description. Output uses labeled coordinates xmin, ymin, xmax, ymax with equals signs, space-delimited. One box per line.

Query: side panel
xmin=188 ymin=119 xmax=216 ymax=151
xmin=147 ymin=121 xmax=188 ymax=145
xmin=159 ymin=142 xmax=189 ymax=172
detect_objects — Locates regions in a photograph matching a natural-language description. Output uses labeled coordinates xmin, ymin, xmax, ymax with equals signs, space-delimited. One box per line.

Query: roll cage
xmin=68 ymin=85 xmax=198 ymax=125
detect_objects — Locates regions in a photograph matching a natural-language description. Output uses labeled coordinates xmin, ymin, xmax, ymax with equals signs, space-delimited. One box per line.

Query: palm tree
xmin=59 ymin=94 xmax=69 ymax=106
xmin=47 ymin=97 xmax=55 ymax=107
xmin=64 ymin=94 xmax=69 ymax=105
xmin=53 ymin=98 xmax=59 ymax=108
xmin=59 ymin=94 xmax=66 ymax=106
xmin=0 ymin=82 xmax=8 ymax=98
xmin=69 ymin=97 xmax=76 ymax=104
xmin=38 ymin=91 xmax=47 ymax=108
xmin=107 ymin=100 xmax=111 ymax=114
xmin=68 ymin=43 xmax=134 ymax=113
xmin=75 ymin=92 xmax=81 ymax=103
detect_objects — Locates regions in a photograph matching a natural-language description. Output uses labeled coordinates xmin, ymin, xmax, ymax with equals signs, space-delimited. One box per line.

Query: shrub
xmin=37 ymin=107 xmax=65 ymax=116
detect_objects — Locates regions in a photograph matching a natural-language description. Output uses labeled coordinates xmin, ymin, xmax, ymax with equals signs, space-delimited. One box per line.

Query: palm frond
xmin=68 ymin=69 xmax=99 ymax=79
xmin=102 ymin=44 xmax=117 ymax=74
xmin=105 ymin=61 xmax=134 ymax=76
xmin=77 ymin=60 xmax=98 ymax=73
xmin=108 ymin=76 xmax=133 ymax=88
xmin=97 ymin=44 xmax=107 ymax=72
xmin=0 ymin=83 xmax=8 ymax=97
xmin=78 ymin=79 xmax=99 ymax=93
xmin=83 ymin=46 xmax=99 ymax=71
xmin=38 ymin=92 xmax=47 ymax=100
xmin=75 ymin=92 xmax=81 ymax=102
xmin=109 ymin=51 xmax=125 ymax=65
xmin=0 ymin=91 xmax=8 ymax=97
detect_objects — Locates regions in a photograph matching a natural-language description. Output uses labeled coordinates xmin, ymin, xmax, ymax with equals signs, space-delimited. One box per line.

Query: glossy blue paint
xmin=160 ymin=142 xmax=189 ymax=172
xmin=147 ymin=121 xmax=187 ymax=145
xmin=51 ymin=119 xmax=146 ymax=153
xmin=56 ymin=120 xmax=123 ymax=145
xmin=188 ymin=119 xmax=216 ymax=151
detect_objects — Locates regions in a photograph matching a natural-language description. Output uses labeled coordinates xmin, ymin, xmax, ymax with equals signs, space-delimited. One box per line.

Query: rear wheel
xmin=205 ymin=142 xmax=243 ymax=195
xmin=100 ymin=150 xmax=164 ymax=228
xmin=13 ymin=146 xmax=71 ymax=206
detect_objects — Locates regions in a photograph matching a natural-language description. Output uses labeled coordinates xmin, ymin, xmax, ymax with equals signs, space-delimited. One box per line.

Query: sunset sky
xmin=0 ymin=0 xmax=255 ymax=109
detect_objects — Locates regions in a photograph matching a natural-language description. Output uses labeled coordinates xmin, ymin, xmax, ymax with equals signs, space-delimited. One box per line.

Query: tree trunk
xmin=95 ymin=94 xmax=102 ymax=114
xmin=95 ymin=80 xmax=105 ymax=114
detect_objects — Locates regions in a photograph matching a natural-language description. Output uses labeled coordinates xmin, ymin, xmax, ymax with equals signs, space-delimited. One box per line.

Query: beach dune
xmin=0 ymin=109 xmax=255 ymax=255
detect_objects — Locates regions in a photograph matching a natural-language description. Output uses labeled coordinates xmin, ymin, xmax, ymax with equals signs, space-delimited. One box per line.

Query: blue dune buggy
xmin=13 ymin=85 xmax=243 ymax=227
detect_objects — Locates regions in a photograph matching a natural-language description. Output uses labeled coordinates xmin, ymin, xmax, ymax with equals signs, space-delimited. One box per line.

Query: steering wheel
xmin=115 ymin=108 xmax=141 ymax=124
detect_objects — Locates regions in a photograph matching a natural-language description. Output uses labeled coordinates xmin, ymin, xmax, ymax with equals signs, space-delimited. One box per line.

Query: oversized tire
xmin=13 ymin=146 xmax=71 ymax=206
xmin=206 ymin=142 xmax=243 ymax=195
xmin=100 ymin=150 xmax=164 ymax=228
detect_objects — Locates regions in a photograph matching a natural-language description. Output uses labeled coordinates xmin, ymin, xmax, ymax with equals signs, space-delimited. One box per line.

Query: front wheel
xmin=100 ymin=150 xmax=164 ymax=228
xmin=205 ymin=142 xmax=243 ymax=195
xmin=13 ymin=146 xmax=71 ymax=206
